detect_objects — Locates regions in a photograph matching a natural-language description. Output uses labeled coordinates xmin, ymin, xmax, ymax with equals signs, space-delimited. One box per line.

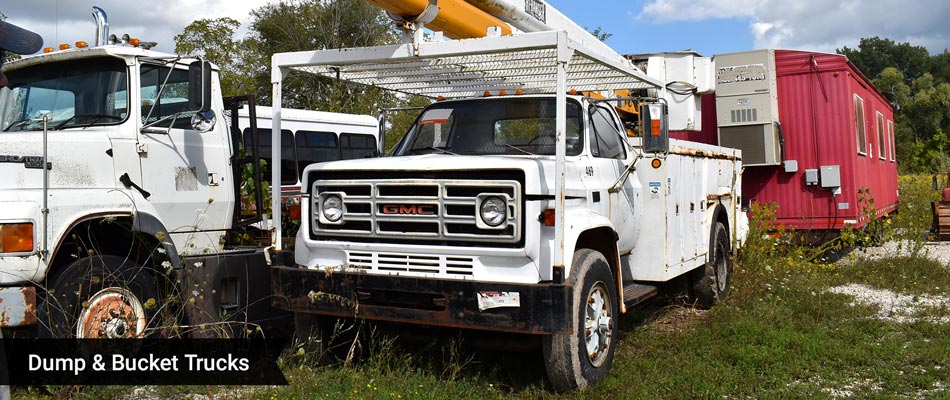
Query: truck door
xmin=135 ymin=62 xmax=232 ymax=254
xmin=588 ymin=105 xmax=640 ymax=252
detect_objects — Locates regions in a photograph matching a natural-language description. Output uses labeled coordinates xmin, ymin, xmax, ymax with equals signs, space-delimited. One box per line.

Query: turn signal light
xmin=0 ymin=223 xmax=34 ymax=253
xmin=289 ymin=203 xmax=301 ymax=220
xmin=540 ymin=209 xmax=556 ymax=227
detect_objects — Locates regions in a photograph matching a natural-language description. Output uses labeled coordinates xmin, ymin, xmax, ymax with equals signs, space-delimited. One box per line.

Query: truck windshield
xmin=394 ymin=98 xmax=583 ymax=156
xmin=0 ymin=57 xmax=128 ymax=132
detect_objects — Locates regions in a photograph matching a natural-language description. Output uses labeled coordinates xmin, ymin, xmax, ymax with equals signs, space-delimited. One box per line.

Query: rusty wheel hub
xmin=76 ymin=287 xmax=146 ymax=338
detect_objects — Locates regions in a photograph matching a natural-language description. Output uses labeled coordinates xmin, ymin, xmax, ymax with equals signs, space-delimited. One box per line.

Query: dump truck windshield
xmin=0 ymin=57 xmax=128 ymax=132
xmin=395 ymin=98 xmax=583 ymax=156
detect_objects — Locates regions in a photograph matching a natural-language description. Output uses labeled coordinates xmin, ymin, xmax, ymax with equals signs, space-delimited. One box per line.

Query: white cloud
xmin=1 ymin=0 xmax=266 ymax=54
xmin=639 ymin=0 xmax=950 ymax=54
xmin=639 ymin=0 xmax=759 ymax=22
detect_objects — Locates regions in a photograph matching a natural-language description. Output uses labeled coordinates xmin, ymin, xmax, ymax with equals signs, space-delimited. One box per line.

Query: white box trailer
xmin=268 ymin=25 xmax=746 ymax=393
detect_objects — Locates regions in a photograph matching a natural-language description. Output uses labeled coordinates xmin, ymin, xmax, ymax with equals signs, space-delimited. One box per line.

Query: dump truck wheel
xmin=542 ymin=248 xmax=618 ymax=392
xmin=36 ymin=255 xmax=161 ymax=338
xmin=692 ymin=221 xmax=731 ymax=308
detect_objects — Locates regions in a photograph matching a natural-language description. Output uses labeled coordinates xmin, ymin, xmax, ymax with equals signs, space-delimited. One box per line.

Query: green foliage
xmin=172 ymin=0 xmax=431 ymax=116
xmin=841 ymin=38 xmax=950 ymax=173
xmin=838 ymin=36 xmax=931 ymax=82
xmin=587 ymin=26 xmax=612 ymax=42
xmin=174 ymin=17 xmax=246 ymax=96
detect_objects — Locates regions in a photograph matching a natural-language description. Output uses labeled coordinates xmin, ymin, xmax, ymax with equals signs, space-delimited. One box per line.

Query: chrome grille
xmin=312 ymin=178 xmax=521 ymax=244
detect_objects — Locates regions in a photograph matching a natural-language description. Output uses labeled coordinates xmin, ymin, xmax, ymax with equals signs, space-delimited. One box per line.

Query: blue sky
xmin=548 ymin=0 xmax=949 ymax=57
xmin=4 ymin=0 xmax=948 ymax=57
xmin=549 ymin=0 xmax=754 ymax=57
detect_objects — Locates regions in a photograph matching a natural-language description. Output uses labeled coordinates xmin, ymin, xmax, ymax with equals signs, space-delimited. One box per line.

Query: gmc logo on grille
xmin=380 ymin=204 xmax=436 ymax=215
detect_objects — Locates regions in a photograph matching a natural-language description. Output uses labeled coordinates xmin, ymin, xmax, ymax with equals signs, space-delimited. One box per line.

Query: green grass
xmin=13 ymin=175 xmax=950 ymax=399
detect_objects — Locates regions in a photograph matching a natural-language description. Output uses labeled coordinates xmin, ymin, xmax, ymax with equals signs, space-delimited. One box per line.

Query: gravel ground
xmin=826 ymin=283 xmax=950 ymax=324
xmin=848 ymin=240 xmax=950 ymax=266
xmin=829 ymin=239 xmax=950 ymax=326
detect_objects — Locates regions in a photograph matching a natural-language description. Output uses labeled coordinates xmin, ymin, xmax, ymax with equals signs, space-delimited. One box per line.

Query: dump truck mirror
xmin=188 ymin=60 xmax=212 ymax=113
xmin=642 ymin=103 xmax=669 ymax=154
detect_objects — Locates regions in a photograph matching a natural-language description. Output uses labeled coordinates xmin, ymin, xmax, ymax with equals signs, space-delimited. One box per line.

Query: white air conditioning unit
xmin=714 ymin=49 xmax=781 ymax=166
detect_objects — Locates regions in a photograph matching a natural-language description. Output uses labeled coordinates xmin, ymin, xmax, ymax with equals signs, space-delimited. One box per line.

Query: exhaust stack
xmin=92 ymin=6 xmax=109 ymax=46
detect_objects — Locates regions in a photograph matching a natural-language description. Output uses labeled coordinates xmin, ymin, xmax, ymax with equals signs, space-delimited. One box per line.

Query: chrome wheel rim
xmin=584 ymin=283 xmax=613 ymax=367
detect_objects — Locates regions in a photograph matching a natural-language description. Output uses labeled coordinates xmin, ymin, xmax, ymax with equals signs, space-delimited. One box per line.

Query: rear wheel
xmin=36 ymin=255 xmax=161 ymax=338
xmin=542 ymin=248 xmax=618 ymax=392
xmin=692 ymin=221 xmax=732 ymax=308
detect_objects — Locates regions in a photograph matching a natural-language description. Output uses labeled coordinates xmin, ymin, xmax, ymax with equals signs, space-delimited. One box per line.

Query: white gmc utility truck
xmin=269 ymin=23 xmax=747 ymax=391
xmin=0 ymin=8 xmax=378 ymax=339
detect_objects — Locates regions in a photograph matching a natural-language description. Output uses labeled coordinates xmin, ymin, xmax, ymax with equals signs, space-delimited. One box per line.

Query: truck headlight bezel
xmin=320 ymin=193 xmax=345 ymax=223
xmin=477 ymin=195 xmax=508 ymax=229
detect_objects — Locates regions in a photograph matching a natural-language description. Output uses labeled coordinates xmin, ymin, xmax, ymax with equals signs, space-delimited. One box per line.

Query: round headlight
xmin=479 ymin=196 xmax=507 ymax=227
xmin=322 ymin=195 xmax=344 ymax=222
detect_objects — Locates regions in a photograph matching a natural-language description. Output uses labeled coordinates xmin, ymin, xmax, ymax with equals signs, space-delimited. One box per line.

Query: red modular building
xmin=670 ymin=49 xmax=898 ymax=230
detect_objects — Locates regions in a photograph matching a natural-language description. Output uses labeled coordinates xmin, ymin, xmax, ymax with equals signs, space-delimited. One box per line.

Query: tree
xmin=837 ymin=37 xmax=931 ymax=82
xmin=245 ymin=0 xmax=400 ymax=111
xmin=174 ymin=18 xmax=249 ymax=96
xmin=587 ymin=26 xmax=612 ymax=42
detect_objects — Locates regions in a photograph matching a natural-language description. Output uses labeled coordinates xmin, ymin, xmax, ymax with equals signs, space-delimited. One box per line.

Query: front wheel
xmin=36 ymin=255 xmax=162 ymax=338
xmin=542 ymin=248 xmax=618 ymax=392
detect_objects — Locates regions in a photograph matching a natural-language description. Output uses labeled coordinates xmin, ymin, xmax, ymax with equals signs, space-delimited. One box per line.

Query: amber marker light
xmin=651 ymin=159 xmax=662 ymax=169
xmin=515 ymin=89 xmax=523 ymax=95
xmin=483 ymin=91 xmax=491 ymax=97
xmin=498 ymin=90 xmax=507 ymax=96
xmin=43 ymin=47 xmax=54 ymax=53
xmin=129 ymin=38 xmax=141 ymax=47
xmin=541 ymin=209 xmax=556 ymax=227
xmin=75 ymin=41 xmax=88 ymax=48
xmin=59 ymin=44 xmax=71 ymax=50
xmin=0 ymin=223 xmax=34 ymax=253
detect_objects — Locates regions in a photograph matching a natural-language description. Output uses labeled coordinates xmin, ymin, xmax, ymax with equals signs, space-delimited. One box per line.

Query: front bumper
xmin=272 ymin=266 xmax=570 ymax=335
xmin=0 ymin=286 xmax=36 ymax=327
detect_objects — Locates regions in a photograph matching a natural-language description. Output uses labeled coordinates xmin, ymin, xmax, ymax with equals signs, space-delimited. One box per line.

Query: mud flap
xmin=176 ymin=250 xmax=291 ymax=338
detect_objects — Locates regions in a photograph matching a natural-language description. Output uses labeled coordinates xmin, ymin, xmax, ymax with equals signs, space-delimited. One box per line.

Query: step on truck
xmin=0 ymin=7 xmax=380 ymax=338
xmin=269 ymin=7 xmax=749 ymax=391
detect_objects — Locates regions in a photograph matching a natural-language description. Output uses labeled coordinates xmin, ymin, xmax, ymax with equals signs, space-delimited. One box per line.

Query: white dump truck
xmin=0 ymin=8 xmax=379 ymax=339
xmin=269 ymin=0 xmax=747 ymax=391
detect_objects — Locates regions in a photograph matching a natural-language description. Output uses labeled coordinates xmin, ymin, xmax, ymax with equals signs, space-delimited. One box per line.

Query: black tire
xmin=542 ymin=248 xmax=618 ymax=392
xmin=691 ymin=221 xmax=732 ymax=309
xmin=36 ymin=255 xmax=162 ymax=338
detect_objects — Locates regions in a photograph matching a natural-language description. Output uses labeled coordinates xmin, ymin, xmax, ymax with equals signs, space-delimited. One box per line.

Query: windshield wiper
xmin=3 ymin=119 xmax=33 ymax=132
xmin=53 ymin=114 xmax=122 ymax=130
xmin=410 ymin=146 xmax=458 ymax=156
xmin=504 ymin=144 xmax=538 ymax=156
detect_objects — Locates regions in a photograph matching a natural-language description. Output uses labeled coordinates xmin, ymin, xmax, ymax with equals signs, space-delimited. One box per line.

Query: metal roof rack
xmin=272 ymin=30 xmax=662 ymax=99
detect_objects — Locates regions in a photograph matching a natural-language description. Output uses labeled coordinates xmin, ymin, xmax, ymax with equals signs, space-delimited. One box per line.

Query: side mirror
xmin=642 ymin=103 xmax=669 ymax=154
xmin=188 ymin=60 xmax=212 ymax=113
xmin=191 ymin=110 xmax=216 ymax=133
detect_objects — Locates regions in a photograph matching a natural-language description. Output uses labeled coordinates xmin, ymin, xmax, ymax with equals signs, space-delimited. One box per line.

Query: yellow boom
xmin=367 ymin=0 xmax=512 ymax=39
